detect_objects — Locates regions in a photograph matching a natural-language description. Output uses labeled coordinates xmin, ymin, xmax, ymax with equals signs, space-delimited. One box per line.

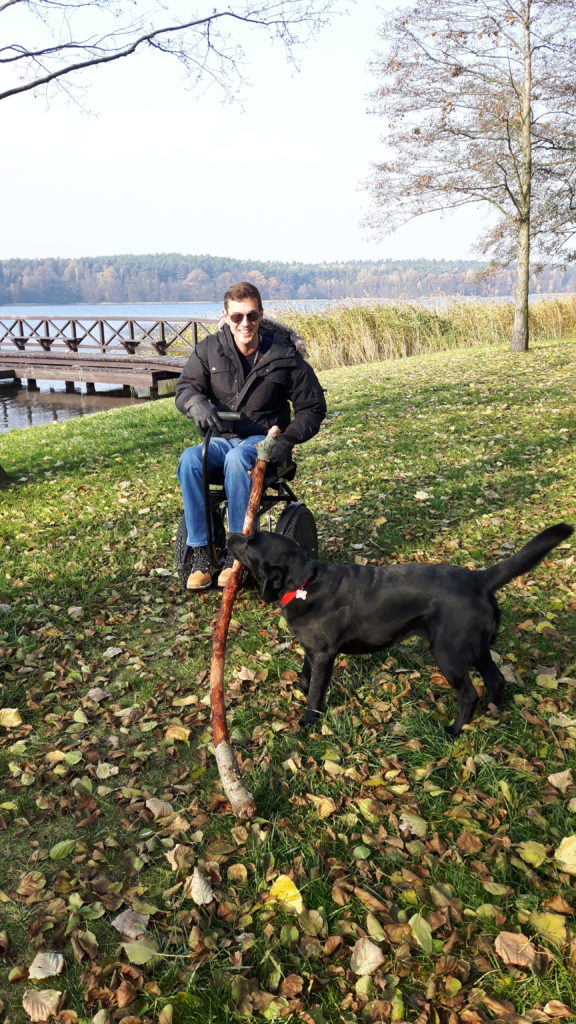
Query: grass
xmin=0 ymin=334 xmax=575 ymax=1024
xmin=279 ymin=294 xmax=576 ymax=370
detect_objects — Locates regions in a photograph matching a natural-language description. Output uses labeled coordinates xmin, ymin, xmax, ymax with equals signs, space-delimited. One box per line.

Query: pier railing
xmin=0 ymin=314 xmax=219 ymax=389
xmin=0 ymin=314 xmax=218 ymax=357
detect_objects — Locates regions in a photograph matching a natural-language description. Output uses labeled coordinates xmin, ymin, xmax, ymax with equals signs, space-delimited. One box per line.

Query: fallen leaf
xmin=146 ymin=798 xmax=174 ymax=819
xmin=306 ymin=793 xmax=337 ymax=818
xmin=548 ymin=769 xmax=573 ymax=794
xmin=122 ymin=937 xmax=159 ymax=964
xmin=164 ymin=724 xmax=190 ymax=742
xmin=554 ymin=835 xmax=576 ymax=876
xmin=543 ymin=1001 xmax=575 ymax=1018
xmin=494 ymin=931 xmax=536 ymax=967
xmin=350 ymin=936 xmax=385 ymax=976
xmin=183 ymin=867 xmax=214 ymax=905
xmin=22 ymin=990 xmax=63 ymax=1021
xmin=110 ymin=909 xmax=149 ymax=940
xmin=0 ymin=708 xmax=23 ymax=728
xmin=409 ymin=912 xmax=434 ymax=954
xmin=28 ymin=953 xmax=64 ymax=980
xmin=266 ymin=875 xmax=303 ymax=914
xmin=517 ymin=840 xmax=547 ymax=867
xmin=529 ymin=911 xmax=567 ymax=947
xmin=164 ymin=844 xmax=195 ymax=871
xmin=49 ymin=840 xmax=76 ymax=861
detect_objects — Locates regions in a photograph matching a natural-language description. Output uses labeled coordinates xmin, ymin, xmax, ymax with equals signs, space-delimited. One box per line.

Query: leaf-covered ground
xmin=1 ymin=340 xmax=575 ymax=1024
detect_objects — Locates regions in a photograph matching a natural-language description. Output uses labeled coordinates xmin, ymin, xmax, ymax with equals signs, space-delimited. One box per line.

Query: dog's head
xmin=227 ymin=531 xmax=316 ymax=603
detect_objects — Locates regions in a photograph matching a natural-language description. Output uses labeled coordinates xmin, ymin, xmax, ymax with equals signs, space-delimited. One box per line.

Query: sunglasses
xmin=228 ymin=310 xmax=261 ymax=324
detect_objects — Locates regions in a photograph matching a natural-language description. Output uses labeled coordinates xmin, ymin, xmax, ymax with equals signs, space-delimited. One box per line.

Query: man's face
xmin=224 ymin=297 xmax=263 ymax=354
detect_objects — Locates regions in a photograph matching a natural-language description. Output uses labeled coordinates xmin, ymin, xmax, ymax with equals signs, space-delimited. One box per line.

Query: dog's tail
xmin=478 ymin=523 xmax=573 ymax=593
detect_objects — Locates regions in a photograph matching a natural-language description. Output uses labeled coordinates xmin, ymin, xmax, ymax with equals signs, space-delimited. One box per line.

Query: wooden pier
xmin=0 ymin=314 xmax=218 ymax=393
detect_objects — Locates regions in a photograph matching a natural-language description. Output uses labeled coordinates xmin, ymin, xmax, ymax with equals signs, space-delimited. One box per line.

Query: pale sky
xmin=0 ymin=2 xmax=487 ymax=264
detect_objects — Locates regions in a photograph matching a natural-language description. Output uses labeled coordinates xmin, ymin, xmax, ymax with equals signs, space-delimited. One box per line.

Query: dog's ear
xmin=260 ymin=562 xmax=288 ymax=603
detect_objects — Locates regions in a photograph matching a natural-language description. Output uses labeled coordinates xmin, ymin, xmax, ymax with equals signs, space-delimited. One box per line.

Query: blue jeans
xmin=177 ymin=435 xmax=266 ymax=548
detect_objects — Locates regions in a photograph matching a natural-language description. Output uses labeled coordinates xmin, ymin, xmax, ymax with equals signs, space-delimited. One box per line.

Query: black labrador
xmin=227 ymin=523 xmax=573 ymax=736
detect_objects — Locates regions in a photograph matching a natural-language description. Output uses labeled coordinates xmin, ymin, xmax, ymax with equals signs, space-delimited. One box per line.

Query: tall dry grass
xmin=280 ymin=295 xmax=576 ymax=371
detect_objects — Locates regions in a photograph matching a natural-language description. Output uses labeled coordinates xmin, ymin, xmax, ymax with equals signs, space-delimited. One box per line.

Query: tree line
xmin=1 ymin=254 xmax=575 ymax=305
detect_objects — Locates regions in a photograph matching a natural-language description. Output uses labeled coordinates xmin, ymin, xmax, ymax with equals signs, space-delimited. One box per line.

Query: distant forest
xmin=1 ymin=253 xmax=575 ymax=304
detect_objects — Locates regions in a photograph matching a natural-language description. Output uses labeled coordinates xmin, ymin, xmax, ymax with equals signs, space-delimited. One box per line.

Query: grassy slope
xmin=0 ymin=340 xmax=575 ymax=1024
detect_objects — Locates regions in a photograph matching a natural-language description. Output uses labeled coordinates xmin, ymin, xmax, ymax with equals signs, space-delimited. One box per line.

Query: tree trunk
xmin=511 ymin=2 xmax=533 ymax=354
xmin=511 ymin=217 xmax=530 ymax=352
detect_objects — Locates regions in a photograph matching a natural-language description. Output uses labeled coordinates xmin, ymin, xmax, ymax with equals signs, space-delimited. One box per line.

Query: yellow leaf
xmin=554 ymin=835 xmax=576 ymax=876
xmin=517 ymin=840 xmax=547 ymax=867
xmin=266 ymin=875 xmax=303 ymax=914
xmin=529 ymin=911 xmax=567 ymax=947
xmin=498 ymin=779 xmax=513 ymax=802
xmin=0 ymin=708 xmax=22 ymax=728
xmin=306 ymin=793 xmax=337 ymax=818
xmin=165 ymin=724 xmax=190 ymax=742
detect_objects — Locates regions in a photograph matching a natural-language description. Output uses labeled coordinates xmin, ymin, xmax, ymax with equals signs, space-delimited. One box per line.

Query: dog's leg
xmin=434 ymin=647 xmax=479 ymax=737
xmin=475 ymin=648 xmax=505 ymax=712
xmin=298 ymin=654 xmax=312 ymax=695
xmin=301 ymin=651 xmax=335 ymax=727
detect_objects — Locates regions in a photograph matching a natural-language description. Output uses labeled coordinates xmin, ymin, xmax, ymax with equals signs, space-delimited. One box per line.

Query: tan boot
xmin=186 ymin=546 xmax=213 ymax=591
xmin=186 ymin=567 xmax=213 ymax=590
xmin=217 ymin=553 xmax=236 ymax=588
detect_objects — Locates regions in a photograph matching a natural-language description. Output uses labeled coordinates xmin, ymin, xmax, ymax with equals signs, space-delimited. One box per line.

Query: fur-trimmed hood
xmin=217 ymin=315 xmax=308 ymax=360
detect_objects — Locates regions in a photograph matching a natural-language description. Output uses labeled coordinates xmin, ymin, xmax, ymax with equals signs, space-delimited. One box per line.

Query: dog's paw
xmin=300 ymin=710 xmax=320 ymax=728
xmin=444 ymin=723 xmax=460 ymax=739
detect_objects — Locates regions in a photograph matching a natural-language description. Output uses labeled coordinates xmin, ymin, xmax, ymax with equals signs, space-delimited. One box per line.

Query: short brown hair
xmin=223 ymin=281 xmax=263 ymax=311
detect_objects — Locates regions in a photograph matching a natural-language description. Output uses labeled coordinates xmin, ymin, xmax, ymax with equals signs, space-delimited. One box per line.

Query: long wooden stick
xmin=209 ymin=426 xmax=281 ymax=819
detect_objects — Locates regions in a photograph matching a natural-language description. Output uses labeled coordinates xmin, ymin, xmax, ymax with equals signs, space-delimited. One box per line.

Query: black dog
xmin=227 ymin=523 xmax=573 ymax=736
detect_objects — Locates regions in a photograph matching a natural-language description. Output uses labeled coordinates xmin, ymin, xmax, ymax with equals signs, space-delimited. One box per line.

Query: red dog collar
xmin=280 ymin=578 xmax=311 ymax=606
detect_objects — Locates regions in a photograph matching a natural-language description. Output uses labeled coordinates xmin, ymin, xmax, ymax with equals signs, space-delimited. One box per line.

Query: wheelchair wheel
xmin=175 ymin=514 xmax=193 ymax=588
xmin=274 ymin=502 xmax=318 ymax=559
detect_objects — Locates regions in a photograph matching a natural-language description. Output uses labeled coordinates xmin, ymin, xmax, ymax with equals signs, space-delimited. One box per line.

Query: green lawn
xmin=1 ymin=339 xmax=575 ymax=1024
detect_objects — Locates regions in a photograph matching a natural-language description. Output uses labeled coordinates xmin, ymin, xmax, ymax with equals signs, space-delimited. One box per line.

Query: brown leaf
xmin=114 ymin=980 xmax=137 ymax=1009
xmin=279 ymin=974 xmax=304 ymax=997
xmin=110 ymin=910 xmax=149 ymax=940
xmin=543 ymin=1002 xmax=575 ymax=1018
xmin=22 ymin=990 xmax=64 ymax=1022
xmin=494 ymin=931 xmax=536 ymax=967
xmin=353 ymin=886 xmax=387 ymax=912
xmin=323 ymin=935 xmax=342 ymax=955
xmin=456 ymin=831 xmax=483 ymax=853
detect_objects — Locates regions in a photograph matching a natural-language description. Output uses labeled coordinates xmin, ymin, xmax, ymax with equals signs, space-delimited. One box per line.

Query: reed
xmin=278 ymin=295 xmax=576 ymax=370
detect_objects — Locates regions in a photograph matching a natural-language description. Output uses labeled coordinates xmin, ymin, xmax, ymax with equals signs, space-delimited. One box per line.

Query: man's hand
xmin=185 ymin=396 xmax=224 ymax=433
xmin=269 ymin=434 xmax=294 ymax=466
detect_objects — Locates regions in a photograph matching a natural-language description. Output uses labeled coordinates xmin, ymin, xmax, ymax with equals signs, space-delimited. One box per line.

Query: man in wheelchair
xmin=175 ymin=281 xmax=326 ymax=590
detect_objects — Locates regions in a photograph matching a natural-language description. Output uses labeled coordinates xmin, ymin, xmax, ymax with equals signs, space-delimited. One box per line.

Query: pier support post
xmin=65 ymin=381 xmax=75 ymax=393
xmin=86 ymin=382 xmax=96 ymax=395
xmin=27 ymin=379 xmax=39 ymax=391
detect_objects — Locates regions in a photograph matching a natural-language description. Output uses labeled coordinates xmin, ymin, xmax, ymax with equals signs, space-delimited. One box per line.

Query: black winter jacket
xmin=175 ymin=323 xmax=326 ymax=444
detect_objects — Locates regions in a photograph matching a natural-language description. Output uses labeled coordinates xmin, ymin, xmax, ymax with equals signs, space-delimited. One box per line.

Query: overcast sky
xmin=0 ymin=2 xmax=488 ymax=264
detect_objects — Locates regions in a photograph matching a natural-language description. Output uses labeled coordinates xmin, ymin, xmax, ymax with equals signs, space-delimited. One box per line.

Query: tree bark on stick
xmin=209 ymin=425 xmax=280 ymax=819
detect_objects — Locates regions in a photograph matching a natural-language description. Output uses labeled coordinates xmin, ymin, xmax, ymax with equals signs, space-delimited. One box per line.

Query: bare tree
xmin=0 ymin=0 xmax=339 ymax=104
xmin=0 ymin=0 xmax=338 ymax=478
xmin=365 ymin=0 xmax=576 ymax=351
